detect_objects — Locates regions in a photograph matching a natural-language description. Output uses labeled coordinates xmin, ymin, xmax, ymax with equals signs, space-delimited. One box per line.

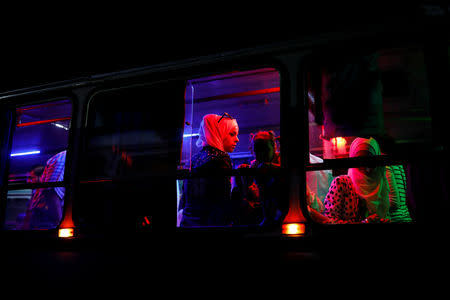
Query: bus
xmin=1 ymin=4 xmax=449 ymax=284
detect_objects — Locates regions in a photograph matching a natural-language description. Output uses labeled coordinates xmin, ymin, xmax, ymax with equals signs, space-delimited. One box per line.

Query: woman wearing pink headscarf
xmin=323 ymin=137 xmax=390 ymax=223
xmin=180 ymin=113 xmax=239 ymax=227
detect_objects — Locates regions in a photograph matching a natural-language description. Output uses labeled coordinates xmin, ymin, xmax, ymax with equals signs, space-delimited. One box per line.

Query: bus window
xmin=308 ymin=47 xmax=432 ymax=161
xmin=306 ymin=160 xmax=433 ymax=224
xmin=77 ymin=82 xmax=185 ymax=229
xmin=4 ymin=99 xmax=72 ymax=230
xmin=177 ymin=68 xmax=282 ymax=228
xmin=306 ymin=46 xmax=433 ymax=224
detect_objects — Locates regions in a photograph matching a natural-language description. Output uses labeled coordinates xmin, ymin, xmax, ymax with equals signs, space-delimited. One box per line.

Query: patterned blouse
xmin=323 ymin=175 xmax=365 ymax=223
xmin=191 ymin=146 xmax=232 ymax=171
xmin=323 ymin=167 xmax=412 ymax=224
xmin=180 ymin=146 xmax=233 ymax=227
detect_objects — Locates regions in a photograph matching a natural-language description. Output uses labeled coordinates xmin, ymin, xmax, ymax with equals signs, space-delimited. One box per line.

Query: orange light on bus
xmin=282 ymin=223 xmax=305 ymax=236
xmin=58 ymin=228 xmax=74 ymax=238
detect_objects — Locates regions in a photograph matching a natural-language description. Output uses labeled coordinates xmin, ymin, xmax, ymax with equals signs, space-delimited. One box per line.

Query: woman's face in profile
xmin=223 ymin=127 xmax=239 ymax=153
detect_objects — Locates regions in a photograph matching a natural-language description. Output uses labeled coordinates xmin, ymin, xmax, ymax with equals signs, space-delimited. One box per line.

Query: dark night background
xmin=0 ymin=3 xmax=449 ymax=288
xmin=0 ymin=3 xmax=430 ymax=93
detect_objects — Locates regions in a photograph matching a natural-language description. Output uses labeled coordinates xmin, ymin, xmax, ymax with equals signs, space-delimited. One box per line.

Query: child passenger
xmin=235 ymin=131 xmax=286 ymax=227
xmin=179 ymin=113 xmax=240 ymax=227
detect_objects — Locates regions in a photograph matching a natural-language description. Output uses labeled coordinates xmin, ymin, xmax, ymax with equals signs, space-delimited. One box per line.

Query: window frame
xmin=301 ymin=39 xmax=449 ymax=225
xmin=75 ymin=79 xmax=187 ymax=230
xmin=79 ymin=79 xmax=187 ymax=182
xmin=0 ymin=96 xmax=74 ymax=230
xmin=175 ymin=64 xmax=289 ymax=230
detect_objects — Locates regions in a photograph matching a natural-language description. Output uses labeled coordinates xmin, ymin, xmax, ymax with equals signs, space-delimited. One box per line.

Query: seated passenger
xmin=386 ymin=165 xmax=412 ymax=222
xmin=23 ymin=150 xmax=66 ymax=229
xmin=179 ymin=113 xmax=240 ymax=227
xmin=308 ymin=154 xmax=334 ymax=202
xmin=235 ymin=131 xmax=287 ymax=227
xmin=27 ymin=165 xmax=45 ymax=184
xmin=306 ymin=185 xmax=329 ymax=223
xmin=18 ymin=165 xmax=45 ymax=228
xmin=306 ymin=154 xmax=334 ymax=223
xmin=323 ymin=138 xmax=390 ymax=223
xmin=376 ymin=135 xmax=412 ymax=222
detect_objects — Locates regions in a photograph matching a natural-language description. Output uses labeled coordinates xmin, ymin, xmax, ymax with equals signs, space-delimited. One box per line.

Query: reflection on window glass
xmin=308 ymin=47 xmax=431 ymax=162
xmin=178 ymin=68 xmax=283 ymax=227
xmin=5 ymin=187 xmax=64 ymax=230
xmin=5 ymin=99 xmax=71 ymax=230
xmin=81 ymin=84 xmax=184 ymax=180
xmin=77 ymin=82 xmax=185 ymax=229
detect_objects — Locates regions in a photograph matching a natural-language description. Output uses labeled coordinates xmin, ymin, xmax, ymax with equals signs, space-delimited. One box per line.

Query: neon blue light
xmin=183 ymin=133 xmax=199 ymax=138
xmin=229 ymin=151 xmax=252 ymax=159
xmin=10 ymin=150 xmax=41 ymax=157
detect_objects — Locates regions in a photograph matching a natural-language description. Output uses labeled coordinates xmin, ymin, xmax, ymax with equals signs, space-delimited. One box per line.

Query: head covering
xmin=250 ymin=130 xmax=280 ymax=165
xmin=349 ymin=137 xmax=380 ymax=157
xmin=196 ymin=114 xmax=238 ymax=152
xmin=348 ymin=137 xmax=389 ymax=218
xmin=250 ymin=131 xmax=277 ymax=149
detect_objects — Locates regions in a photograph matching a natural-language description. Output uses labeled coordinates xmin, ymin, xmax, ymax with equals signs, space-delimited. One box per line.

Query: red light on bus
xmin=141 ymin=216 xmax=151 ymax=228
xmin=58 ymin=228 xmax=74 ymax=238
xmin=282 ymin=223 xmax=306 ymax=236
xmin=16 ymin=117 xmax=71 ymax=127
xmin=331 ymin=137 xmax=347 ymax=154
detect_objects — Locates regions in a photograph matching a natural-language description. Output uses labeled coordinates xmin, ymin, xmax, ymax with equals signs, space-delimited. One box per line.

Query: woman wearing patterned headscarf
xmin=323 ymin=137 xmax=390 ymax=223
xmin=180 ymin=113 xmax=239 ymax=227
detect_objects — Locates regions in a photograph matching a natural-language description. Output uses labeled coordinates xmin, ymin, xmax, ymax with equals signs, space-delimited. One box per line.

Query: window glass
xmin=4 ymin=99 xmax=71 ymax=230
xmin=306 ymin=161 xmax=428 ymax=224
xmin=178 ymin=68 xmax=282 ymax=227
xmin=81 ymin=84 xmax=184 ymax=180
xmin=77 ymin=82 xmax=185 ymax=229
xmin=305 ymin=46 xmax=431 ymax=224
xmin=308 ymin=47 xmax=432 ymax=161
